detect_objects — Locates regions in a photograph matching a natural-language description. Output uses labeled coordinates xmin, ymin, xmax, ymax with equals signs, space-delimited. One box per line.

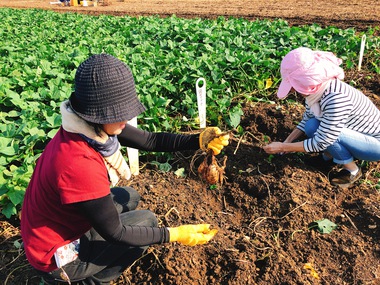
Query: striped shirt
xmin=297 ymin=79 xmax=380 ymax=153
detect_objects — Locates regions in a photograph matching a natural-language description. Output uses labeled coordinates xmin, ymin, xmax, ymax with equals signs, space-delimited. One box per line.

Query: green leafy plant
xmin=309 ymin=219 xmax=338 ymax=234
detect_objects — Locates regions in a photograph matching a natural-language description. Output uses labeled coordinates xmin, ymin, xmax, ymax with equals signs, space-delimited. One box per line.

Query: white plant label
xmin=127 ymin=116 xmax=139 ymax=175
xmin=358 ymin=34 xmax=366 ymax=71
xmin=196 ymin=77 xmax=207 ymax=129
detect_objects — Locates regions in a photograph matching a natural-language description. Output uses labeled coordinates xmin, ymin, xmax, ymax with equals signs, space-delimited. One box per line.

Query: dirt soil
xmin=1 ymin=0 xmax=380 ymax=31
xmin=1 ymin=1 xmax=380 ymax=285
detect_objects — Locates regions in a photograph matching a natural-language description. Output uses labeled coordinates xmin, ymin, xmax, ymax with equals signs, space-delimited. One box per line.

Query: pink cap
xmin=277 ymin=47 xmax=345 ymax=99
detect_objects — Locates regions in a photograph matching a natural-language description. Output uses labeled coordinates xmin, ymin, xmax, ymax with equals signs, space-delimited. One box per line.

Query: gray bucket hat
xmin=69 ymin=54 xmax=146 ymax=124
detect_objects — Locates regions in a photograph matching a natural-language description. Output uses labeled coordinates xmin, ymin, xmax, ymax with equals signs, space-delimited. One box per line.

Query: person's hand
xmin=168 ymin=224 xmax=218 ymax=246
xmin=262 ymin=142 xmax=284 ymax=154
xmin=199 ymin=127 xmax=230 ymax=155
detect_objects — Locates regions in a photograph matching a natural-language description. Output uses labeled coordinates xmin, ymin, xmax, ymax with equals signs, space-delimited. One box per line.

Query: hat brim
xmin=69 ymin=92 xmax=146 ymax=124
xmin=277 ymin=79 xmax=292 ymax=99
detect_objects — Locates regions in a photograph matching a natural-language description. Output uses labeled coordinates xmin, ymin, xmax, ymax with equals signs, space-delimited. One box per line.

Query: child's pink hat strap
xmin=277 ymin=47 xmax=345 ymax=99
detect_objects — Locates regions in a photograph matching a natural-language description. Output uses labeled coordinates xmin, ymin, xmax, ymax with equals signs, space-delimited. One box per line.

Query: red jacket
xmin=21 ymin=128 xmax=110 ymax=272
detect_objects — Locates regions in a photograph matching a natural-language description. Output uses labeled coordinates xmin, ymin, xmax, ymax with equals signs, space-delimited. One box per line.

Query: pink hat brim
xmin=277 ymin=79 xmax=292 ymax=99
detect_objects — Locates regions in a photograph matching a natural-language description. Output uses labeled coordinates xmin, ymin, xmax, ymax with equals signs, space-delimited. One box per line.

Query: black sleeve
xmin=117 ymin=124 xmax=200 ymax=152
xmin=75 ymin=194 xmax=170 ymax=246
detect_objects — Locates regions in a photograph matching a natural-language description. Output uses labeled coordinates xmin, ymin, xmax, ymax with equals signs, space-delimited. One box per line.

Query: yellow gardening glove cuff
xmin=199 ymin=127 xmax=230 ymax=155
xmin=169 ymin=224 xmax=218 ymax=246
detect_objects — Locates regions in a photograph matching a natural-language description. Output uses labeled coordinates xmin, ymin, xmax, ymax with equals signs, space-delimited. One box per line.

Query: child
xmin=263 ymin=47 xmax=380 ymax=188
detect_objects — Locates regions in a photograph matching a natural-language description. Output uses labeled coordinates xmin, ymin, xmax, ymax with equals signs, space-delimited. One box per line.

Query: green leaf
xmin=47 ymin=128 xmax=59 ymax=139
xmin=29 ymin=127 xmax=46 ymax=137
xmin=309 ymin=219 xmax=338 ymax=234
xmin=0 ymin=123 xmax=17 ymax=137
xmin=45 ymin=113 xmax=62 ymax=128
xmin=149 ymin=161 xmax=172 ymax=172
xmin=2 ymin=202 xmax=17 ymax=219
xmin=7 ymin=187 xmax=25 ymax=206
xmin=13 ymin=240 xmax=22 ymax=249
xmin=229 ymin=106 xmax=243 ymax=128
xmin=174 ymin=167 xmax=186 ymax=178
xmin=0 ymin=146 xmax=18 ymax=156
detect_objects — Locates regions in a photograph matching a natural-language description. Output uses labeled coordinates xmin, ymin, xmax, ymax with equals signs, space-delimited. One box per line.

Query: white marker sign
xmin=196 ymin=77 xmax=207 ymax=129
xmin=127 ymin=116 xmax=139 ymax=175
xmin=358 ymin=34 xmax=366 ymax=71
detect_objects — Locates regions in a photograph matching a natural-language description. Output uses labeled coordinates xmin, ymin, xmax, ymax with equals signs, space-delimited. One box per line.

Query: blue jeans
xmin=305 ymin=118 xmax=380 ymax=164
xmin=40 ymin=187 xmax=157 ymax=285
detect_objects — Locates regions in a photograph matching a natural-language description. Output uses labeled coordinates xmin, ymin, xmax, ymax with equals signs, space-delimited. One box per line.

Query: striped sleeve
xmin=296 ymin=107 xmax=314 ymax=133
xmin=303 ymin=79 xmax=380 ymax=153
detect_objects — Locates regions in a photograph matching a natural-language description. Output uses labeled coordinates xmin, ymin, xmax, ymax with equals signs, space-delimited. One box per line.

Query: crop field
xmin=1 ymin=1 xmax=380 ymax=284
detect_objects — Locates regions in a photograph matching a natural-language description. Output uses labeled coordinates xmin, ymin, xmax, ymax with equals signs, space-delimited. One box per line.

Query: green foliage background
xmin=1 ymin=8 xmax=379 ymax=217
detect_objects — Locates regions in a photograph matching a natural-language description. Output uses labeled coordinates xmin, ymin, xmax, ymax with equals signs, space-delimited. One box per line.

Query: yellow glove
xmin=168 ymin=224 xmax=218 ymax=246
xmin=199 ymin=127 xmax=230 ymax=155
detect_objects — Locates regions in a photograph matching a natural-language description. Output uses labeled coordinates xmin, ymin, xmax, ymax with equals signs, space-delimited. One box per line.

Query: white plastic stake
xmin=196 ymin=77 xmax=206 ymax=129
xmin=127 ymin=117 xmax=139 ymax=175
xmin=358 ymin=34 xmax=366 ymax=71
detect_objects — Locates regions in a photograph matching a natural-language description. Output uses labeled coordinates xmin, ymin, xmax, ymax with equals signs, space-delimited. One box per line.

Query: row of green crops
xmin=1 ymin=8 xmax=379 ymax=218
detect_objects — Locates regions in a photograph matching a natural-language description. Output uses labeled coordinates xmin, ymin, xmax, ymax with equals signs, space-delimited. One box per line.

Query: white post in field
xmin=127 ymin=117 xmax=139 ymax=175
xmin=196 ymin=77 xmax=207 ymax=129
xmin=358 ymin=35 xmax=366 ymax=71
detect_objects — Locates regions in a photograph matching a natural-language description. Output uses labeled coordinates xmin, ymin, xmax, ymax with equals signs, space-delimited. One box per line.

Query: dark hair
xmin=87 ymin=122 xmax=104 ymax=137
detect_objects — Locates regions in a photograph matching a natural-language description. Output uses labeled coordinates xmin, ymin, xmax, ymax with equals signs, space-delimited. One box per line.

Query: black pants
xmin=39 ymin=187 xmax=158 ymax=285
